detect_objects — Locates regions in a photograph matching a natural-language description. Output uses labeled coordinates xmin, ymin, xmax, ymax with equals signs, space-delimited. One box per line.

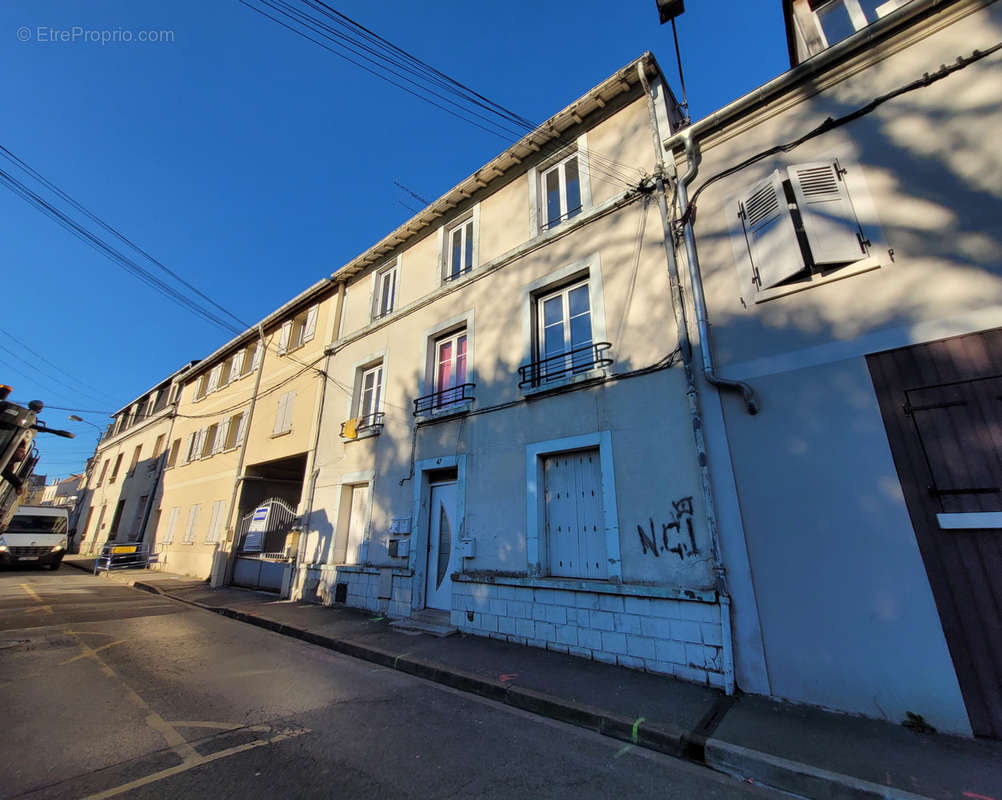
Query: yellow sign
xmin=111 ymin=545 xmax=137 ymax=554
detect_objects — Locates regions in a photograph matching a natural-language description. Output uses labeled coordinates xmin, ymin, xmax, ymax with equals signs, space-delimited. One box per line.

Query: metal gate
xmin=231 ymin=498 xmax=297 ymax=593
xmin=868 ymin=328 xmax=1002 ymax=739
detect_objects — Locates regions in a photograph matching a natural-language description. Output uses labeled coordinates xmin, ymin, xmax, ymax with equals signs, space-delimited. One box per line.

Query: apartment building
xmin=152 ymin=282 xmax=341 ymax=584
xmin=78 ymin=364 xmax=194 ymax=554
xmin=287 ymin=55 xmax=741 ymax=689
xmin=669 ymin=0 xmax=1002 ymax=736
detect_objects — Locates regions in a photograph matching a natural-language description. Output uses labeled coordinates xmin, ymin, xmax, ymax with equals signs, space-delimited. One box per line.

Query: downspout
xmin=213 ymin=323 xmax=268 ymax=588
xmin=676 ymin=129 xmax=758 ymax=415
xmin=638 ymin=62 xmax=735 ymax=694
xmin=291 ymin=281 xmax=344 ymax=597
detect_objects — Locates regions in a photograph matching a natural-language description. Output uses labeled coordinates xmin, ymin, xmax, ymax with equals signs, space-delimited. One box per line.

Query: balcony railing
xmin=340 ymin=412 xmax=385 ymax=439
xmin=413 ymin=383 xmax=475 ymax=416
xmin=518 ymin=342 xmax=613 ymax=390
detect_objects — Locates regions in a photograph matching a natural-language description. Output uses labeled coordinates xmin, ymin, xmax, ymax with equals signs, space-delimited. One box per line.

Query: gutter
xmin=637 ymin=63 xmax=735 ymax=694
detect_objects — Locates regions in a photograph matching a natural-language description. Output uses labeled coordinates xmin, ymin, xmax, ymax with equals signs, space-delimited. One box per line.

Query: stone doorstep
xmin=389 ymin=608 xmax=458 ymax=638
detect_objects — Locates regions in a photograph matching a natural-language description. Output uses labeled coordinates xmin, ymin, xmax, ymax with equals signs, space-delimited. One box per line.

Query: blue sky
xmin=0 ymin=0 xmax=790 ymax=478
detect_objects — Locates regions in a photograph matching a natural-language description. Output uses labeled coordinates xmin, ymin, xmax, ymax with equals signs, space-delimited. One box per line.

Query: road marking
xmin=24 ymin=604 xmax=54 ymax=614
xmin=79 ymin=725 xmax=310 ymax=800
xmin=59 ymin=639 xmax=127 ymax=666
xmin=19 ymin=583 xmax=48 ymax=606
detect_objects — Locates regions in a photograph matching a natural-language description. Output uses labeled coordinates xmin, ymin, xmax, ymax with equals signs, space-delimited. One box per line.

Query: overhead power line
xmin=0 ymin=151 xmax=249 ymax=336
xmin=239 ymin=0 xmax=646 ymax=189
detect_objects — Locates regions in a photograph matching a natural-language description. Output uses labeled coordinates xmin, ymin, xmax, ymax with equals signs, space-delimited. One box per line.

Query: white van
xmin=0 ymin=505 xmax=69 ymax=569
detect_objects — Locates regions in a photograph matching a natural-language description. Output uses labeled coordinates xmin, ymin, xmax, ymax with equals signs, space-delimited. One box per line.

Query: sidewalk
xmin=64 ymin=555 xmax=1002 ymax=800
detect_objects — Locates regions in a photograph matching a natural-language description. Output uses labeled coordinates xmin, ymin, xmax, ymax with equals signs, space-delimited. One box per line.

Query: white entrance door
xmin=425 ymin=481 xmax=458 ymax=610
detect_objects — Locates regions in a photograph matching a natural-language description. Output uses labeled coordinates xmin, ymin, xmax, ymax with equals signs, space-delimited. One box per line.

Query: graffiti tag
xmin=636 ymin=497 xmax=699 ymax=560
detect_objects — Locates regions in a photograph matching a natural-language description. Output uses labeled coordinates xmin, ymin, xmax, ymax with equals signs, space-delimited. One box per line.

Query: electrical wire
xmin=676 ymin=43 xmax=1002 ymax=230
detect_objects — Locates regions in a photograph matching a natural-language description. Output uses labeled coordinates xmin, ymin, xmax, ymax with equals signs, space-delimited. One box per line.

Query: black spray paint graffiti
xmin=636 ymin=497 xmax=699 ymax=560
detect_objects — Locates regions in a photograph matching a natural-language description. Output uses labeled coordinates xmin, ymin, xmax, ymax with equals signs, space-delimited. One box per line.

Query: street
xmin=0 ymin=567 xmax=779 ymax=800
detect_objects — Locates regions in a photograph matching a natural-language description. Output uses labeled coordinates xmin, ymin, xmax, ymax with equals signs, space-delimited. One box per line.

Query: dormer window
xmin=790 ymin=0 xmax=912 ymax=62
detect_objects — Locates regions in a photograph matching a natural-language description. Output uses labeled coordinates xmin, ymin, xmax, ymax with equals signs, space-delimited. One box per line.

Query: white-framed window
xmin=444 ymin=217 xmax=476 ymax=282
xmin=535 ymin=280 xmax=593 ymax=382
xmin=372 ymin=262 xmax=398 ymax=320
xmin=274 ymin=391 xmax=295 ymax=436
xmin=729 ymin=159 xmax=876 ymax=299
xmin=162 ymin=506 xmax=180 ymax=544
xmin=433 ymin=329 xmax=468 ymax=406
xmin=359 ymin=363 xmax=383 ymax=422
xmin=206 ymin=364 xmax=222 ymax=394
xmin=799 ymin=0 xmax=911 ymax=56
xmin=183 ymin=504 xmax=201 ymax=543
xmin=278 ymin=304 xmax=319 ymax=354
xmin=222 ymin=410 xmax=247 ymax=450
xmin=541 ymin=152 xmax=582 ymax=231
xmin=205 ymin=500 xmax=226 ymax=544
xmin=201 ymin=423 xmax=218 ymax=458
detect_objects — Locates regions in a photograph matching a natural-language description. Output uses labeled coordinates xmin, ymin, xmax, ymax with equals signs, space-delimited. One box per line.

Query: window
xmin=811 ymin=0 xmax=910 ymax=50
xmin=192 ymin=375 xmax=206 ymax=402
xmin=206 ymin=364 xmax=222 ymax=394
xmin=434 ymin=330 xmax=468 ymax=406
xmin=444 ymin=218 xmax=475 ymax=282
xmin=273 ymin=391 xmax=295 ymax=436
xmin=223 ymin=411 xmax=247 ymax=450
xmin=536 ymin=280 xmax=593 ymax=381
xmin=241 ymin=343 xmax=260 ymax=376
xmin=128 ymin=444 xmax=142 ymax=475
xmin=373 ymin=263 xmax=398 ymax=320
xmin=278 ymin=304 xmax=319 ymax=354
xmin=152 ymin=434 xmax=166 ymax=460
xmin=162 ymin=506 xmax=180 ymax=544
xmin=109 ymin=454 xmax=124 ymax=484
xmin=201 ymin=423 xmax=218 ymax=458
xmin=183 ymin=504 xmax=201 ymax=543
xmin=218 ymin=358 xmax=232 ymax=387
xmin=184 ymin=429 xmax=205 ymax=464
xmin=166 ymin=438 xmax=181 ymax=468
xmin=731 ymin=160 xmax=870 ymax=295
xmin=359 ymin=364 xmax=383 ymax=422
xmin=541 ymin=152 xmax=582 ymax=231
xmin=205 ymin=500 xmax=226 ymax=543
xmin=95 ymin=459 xmax=110 ymax=488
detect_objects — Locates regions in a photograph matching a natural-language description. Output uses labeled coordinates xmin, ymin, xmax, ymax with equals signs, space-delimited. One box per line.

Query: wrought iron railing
xmin=518 ymin=342 xmax=613 ymax=389
xmin=413 ymin=383 xmax=475 ymax=416
xmin=340 ymin=412 xmax=385 ymax=438
xmin=443 ymin=266 xmax=472 ymax=283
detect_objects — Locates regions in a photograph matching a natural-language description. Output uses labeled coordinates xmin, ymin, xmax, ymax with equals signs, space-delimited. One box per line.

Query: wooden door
xmin=868 ymin=328 xmax=1002 ymax=738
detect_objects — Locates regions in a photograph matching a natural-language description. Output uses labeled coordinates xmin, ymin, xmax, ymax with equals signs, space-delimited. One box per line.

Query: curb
xmin=86 ymin=570 xmax=933 ymax=800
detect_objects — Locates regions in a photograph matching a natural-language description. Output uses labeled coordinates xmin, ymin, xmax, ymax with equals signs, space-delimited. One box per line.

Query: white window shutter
xmin=236 ymin=411 xmax=249 ymax=445
xmin=251 ymin=344 xmax=263 ymax=370
xmin=274 ymin=393 xmax=288 ymax=435
xmin=278 ymin=321 xmax=292 ymax=354
xmin=283 ymin=391 xmax=296 ymax=433
xmin=738 ymin=170 xmax=804 ymax=290
xmin=184 ymin=432 xmax=195 ymax=463
xmin=231 ymin=350 xmax=245 ymax=377
xmin=164 ymin=507 xmax=180 ymax=544
xmin=184 ymin=505 xmax=200 ymax=542
xmin=303 ymin=305 xmax=319 ymax=343
xmin=207 ymin=365 xmax=221 ymax=393
xmin=193 ymin=376 xmax=205 ymax=400
xmin=788 ymin=161 xmax=866 ymax=265
xmin=215 ymin=419 xmax=230 ymax=452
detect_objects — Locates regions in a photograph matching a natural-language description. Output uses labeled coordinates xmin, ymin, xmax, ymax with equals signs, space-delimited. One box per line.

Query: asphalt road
xmin=0 ymin=567 xmax=781 ymax=799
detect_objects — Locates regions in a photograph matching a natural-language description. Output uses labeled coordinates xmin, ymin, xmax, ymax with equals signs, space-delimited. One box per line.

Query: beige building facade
xmin=78 ymin=365 xmax=193 ymax=554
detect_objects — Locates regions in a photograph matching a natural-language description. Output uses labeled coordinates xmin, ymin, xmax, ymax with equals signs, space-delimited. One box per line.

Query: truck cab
xmin=0 ymin=504 xmax=69 ymax=569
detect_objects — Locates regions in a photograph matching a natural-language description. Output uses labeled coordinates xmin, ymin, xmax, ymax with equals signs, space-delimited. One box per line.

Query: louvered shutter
xmin=193 ymin=376 xmax=205 ymax=400
xmin=737 ymin=170 xmax=804 ymax=290
xmin=215 ymin=419 xmax=230 ymax=452
xmin=231 ymin=350 xmax=245 ymax=377
xmin=236 ymin=411 xmax=249 ymax=445
xmin=163 ymin=507 xmax=180 ymax=544
xmin=788 ymin=161 xmax=866 ymax=265
xmin=183 ymin=432 xmax=195 ymax=464
xmin=278 ymin=321 xmax=292 ymax=354
xmin=273 ymin=394 xmax=288 ymax=435
xmin=195 ymin=428 xmax=207 ymax=458
xmin=283 ymin=391 xmax=296 ymax=432
xmin=184 ymin=505 xmax=200 ymax=543
xmin=207 ymin=365 xmax=221 ymax=393
xmin=251 ymin=344 xmax=263 ymax=370
xmin=303 ymin=305 xmax=319 ymax=343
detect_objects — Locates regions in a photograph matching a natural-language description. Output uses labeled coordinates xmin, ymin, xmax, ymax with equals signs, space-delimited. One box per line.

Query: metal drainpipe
xmin=291 ymin=281 xmax=344 ymax=598
xmin=638 ymin=62 xmax=735 ymax=694
xmin=214 ymin=323 xmax=268 ymax=588
xmin=677 ymin=129 xmax=758 ymax=415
